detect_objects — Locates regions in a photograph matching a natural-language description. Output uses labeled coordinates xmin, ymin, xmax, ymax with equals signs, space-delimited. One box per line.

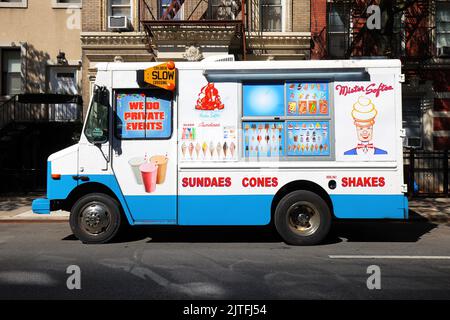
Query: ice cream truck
xmin=32 ymin=57 xmax=408 ymax=245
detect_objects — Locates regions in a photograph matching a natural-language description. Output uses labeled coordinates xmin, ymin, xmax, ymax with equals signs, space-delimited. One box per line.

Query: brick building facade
xmin=310 ymin=0 xmax=450 ymax=151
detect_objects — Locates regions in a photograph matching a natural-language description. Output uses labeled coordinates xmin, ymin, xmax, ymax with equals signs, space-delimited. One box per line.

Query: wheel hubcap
xmin=287 ymin=202 xmax=320 ymax=236
xmin=80 ymin=203 xmax=110 ymax=235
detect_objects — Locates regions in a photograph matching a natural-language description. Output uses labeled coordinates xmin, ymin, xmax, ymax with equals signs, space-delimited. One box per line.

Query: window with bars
xmin=327 ymin=2 xmax=349 ymax=58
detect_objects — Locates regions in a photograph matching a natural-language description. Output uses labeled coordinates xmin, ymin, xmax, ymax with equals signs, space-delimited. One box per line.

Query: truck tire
xmin=274 ymin=190 xmax=331 ymax=245
xmin=70 ymin=193 xmax=122 ymax=244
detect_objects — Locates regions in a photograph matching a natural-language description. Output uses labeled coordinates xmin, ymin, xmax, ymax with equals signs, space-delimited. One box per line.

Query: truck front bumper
xmin=32 ymin=198 xmax=51 ymax=214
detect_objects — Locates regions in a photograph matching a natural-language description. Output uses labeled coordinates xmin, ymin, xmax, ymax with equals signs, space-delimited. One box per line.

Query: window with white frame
xmin=0 ymin=0 xmax=27 ymax=8
xmin=110 ymin=0 xmax=132 ymax=19
xmin=436 ymin=1 xmax=450 ymax=54
xmin=1 ymin=49 xmax=22 ymax=96
xmin=261 ymin=0 xmax=282 ymax=32
xmin=52 ymin=0 xmax=82 ymax=8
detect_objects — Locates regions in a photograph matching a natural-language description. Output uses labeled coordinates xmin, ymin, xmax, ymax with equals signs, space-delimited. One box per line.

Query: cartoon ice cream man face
xmin=344 ymin=96 xmax=387 ymax=155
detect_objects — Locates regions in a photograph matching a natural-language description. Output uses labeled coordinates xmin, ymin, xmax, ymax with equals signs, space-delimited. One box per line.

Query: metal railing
xmin=404 ymin=149 xmax=449 ymax=197
xmin=0 ymin=94 xmax=82 ymax=131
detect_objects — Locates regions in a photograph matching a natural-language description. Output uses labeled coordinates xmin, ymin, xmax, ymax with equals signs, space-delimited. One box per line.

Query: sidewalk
xmin=0 ymin=193 xmax=68 ymax=222
xmin=408 ymin=197 xmax=450 ymax=225
xmin=0 ymin=194 xmax=449 ymax=224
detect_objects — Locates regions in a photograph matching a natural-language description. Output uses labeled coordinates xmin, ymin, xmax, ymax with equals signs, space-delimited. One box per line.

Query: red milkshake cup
xmin=139 ymin=162 xmax=158 ymax=193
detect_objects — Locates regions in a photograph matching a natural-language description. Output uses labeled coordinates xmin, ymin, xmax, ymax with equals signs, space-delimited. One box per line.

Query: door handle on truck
xmin=72 ymin=175 xmax=90 ymax=182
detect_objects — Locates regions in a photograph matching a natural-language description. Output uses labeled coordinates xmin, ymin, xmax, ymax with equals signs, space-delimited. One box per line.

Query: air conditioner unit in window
xmin=437 ymin=46 xmax=450 ymax=57
xmin=108 ymin=16 xmax=131 ymax=31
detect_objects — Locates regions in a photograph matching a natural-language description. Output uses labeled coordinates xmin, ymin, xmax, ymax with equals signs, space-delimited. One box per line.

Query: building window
xmin=436 ymin=1 xmax=450 ymax=56
xmin=0 ymin=0 xmax=27 ymax=8
xmin=327 ymin=2 xmax=350 ymax=58
xmin=52 ymin=0 xmax=82 ymax=9
xmin=110 ymin=0 xmax=131 ymax=18
xmin=210 ymin=0 xmax=240 ymax=20
xmin=1 ymin=49 xmax=21 ymax=96
xmin=402 ymin=97 xmax=423 ymax=148
xmin=159 ymin=0 xmax=183 ymax=20
xmin=261 ymin=0 xmax=282 ymax=32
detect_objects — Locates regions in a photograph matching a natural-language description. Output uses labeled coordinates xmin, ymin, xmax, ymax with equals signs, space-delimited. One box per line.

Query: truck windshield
xmin=84 ymin=97 xmax=109 ymax=144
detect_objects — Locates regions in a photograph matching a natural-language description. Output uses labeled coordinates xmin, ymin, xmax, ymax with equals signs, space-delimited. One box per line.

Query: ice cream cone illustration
xmin=202 ymin=141 xmax=208 ymax=158
xmin=216 ymin=142 xmax=222 ymax=158
xmin=209 ymin=141 xmax=215 ymax=158
xmin=181 ymin=142 xmax=187 ymax=158
xmin=230 ymin=142 xmax=236 ymax=158
xmin=223 ymin=142 xmax=228 ymax=158
xmin=188 ymin=142 xmax=194 ymax=159
xmin=195 ymin=142 xmax=201 ymax=159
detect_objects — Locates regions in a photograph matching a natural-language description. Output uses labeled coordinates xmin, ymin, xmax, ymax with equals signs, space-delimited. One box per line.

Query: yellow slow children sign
xmin=142 ymin=61 xmax=176 ymax=91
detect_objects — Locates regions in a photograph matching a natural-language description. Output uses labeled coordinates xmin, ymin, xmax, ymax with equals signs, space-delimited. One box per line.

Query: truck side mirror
xmin=93 ymin=86 xmax=110 ymax=107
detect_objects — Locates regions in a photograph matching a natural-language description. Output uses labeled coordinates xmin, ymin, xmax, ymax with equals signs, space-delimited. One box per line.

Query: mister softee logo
xmin=335 ymin=83 xmax=393 ymax=98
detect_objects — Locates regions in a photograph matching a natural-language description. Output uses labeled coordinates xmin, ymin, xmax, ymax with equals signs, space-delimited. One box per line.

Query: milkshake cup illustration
xmin=150 ymin=155 xmax=168 ymax=184
xmin=139 ymin=162 xmax=157 ymax=193
xmin=128 ymin=157 xmax=145 ymax=185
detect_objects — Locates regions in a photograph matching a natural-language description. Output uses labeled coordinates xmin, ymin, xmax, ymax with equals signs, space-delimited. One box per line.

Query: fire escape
xmin=139 ymin=0 xmax=246 ymax=60
xmin=329 ymin=0 xmax=433 ymax=60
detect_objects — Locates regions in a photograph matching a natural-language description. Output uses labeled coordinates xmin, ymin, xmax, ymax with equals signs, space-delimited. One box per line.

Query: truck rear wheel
xmin=274 ymin=190 xmax=331 ymax=245
xmin=69 ymin=193 xmax=122 ymax=244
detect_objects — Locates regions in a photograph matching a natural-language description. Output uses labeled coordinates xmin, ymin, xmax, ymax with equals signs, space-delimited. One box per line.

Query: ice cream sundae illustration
xmin=195 ymin=83 xmax=224 ymax=111
xmin=344 ymin=96 xmax=387 ymax=155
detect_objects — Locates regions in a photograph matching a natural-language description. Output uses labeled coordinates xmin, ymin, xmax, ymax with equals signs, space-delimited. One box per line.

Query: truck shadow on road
xmin=63 ymin=210 xmax=438 ymax=245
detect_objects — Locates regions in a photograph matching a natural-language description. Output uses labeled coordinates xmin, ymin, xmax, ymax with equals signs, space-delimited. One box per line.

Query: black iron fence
xmin=404 ymin=149 xmax=449 ymax=197
xmin=0 ymin=94 xmax=83 ymax=131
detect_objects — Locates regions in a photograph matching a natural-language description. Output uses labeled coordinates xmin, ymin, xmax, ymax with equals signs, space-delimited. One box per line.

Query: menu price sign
xmin=287 ymin=121 xmax=330 ymax=156
xmin=286 ymin=82 xmax=329 ymax=116
xmin=243 ymin=122 xmax=285 ymax=158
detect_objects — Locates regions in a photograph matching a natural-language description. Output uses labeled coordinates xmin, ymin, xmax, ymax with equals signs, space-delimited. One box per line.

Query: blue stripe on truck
xmin=43 ymin=170 xmax=408 ymax=223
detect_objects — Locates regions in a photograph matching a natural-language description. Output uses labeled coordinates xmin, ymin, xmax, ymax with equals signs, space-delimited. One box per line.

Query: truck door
xmin=111 ymin=89 xmax=177 ymax=224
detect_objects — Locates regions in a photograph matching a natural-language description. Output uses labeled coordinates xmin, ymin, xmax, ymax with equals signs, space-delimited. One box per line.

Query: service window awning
xmin=203 ymin=68 xmax=370 ymax=82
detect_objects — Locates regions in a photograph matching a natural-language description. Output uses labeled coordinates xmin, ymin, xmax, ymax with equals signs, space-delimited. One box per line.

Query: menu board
xmin=287 ymin=121 xmax=330 ymax=156
xmin=178 ymin=70 xmax=239 ymax=162
xmin=286 ymin=82 xmax=329 ymax=116
xmin=243 ymin=122 xmax=285 ymax=158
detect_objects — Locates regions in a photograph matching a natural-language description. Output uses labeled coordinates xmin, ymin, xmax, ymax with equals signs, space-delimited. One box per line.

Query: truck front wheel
xmin=274 ymin=190 xmax=331 ymax=245
xmin=69 ymin=193 xmax=122 ymax=244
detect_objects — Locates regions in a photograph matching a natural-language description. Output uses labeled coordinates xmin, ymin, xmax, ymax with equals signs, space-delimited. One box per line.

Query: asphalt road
xmin=0 ymin=219 xmax=449 ymax=300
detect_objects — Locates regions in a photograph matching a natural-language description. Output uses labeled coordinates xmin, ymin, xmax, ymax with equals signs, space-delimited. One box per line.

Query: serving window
xmin=242 ymin=81 xmax=333 ymax=160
